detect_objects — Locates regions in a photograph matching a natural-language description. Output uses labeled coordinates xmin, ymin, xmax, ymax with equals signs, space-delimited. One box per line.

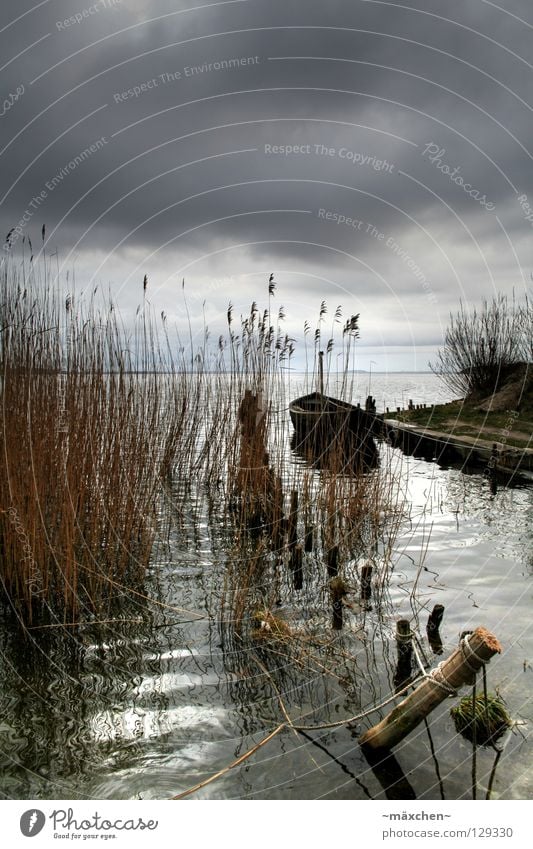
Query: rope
xmin=460 ymin=632 xmax=488 ymax=673
xmin=171 ymin=661 xmax=432 ymax=797
xmin=412 ymin=638 xmax=427 ymax=675
xmin=412 ymin=635 xmax=458 ymax=696
xmin=413 ymin=633 xmax=431 ymax=668
xmin=428 ymin=661 xmax=459 ymax=696
xmin=396 ymin=630 xmax=413 ymax=644
xmin=171 ymin=630 xmax=493 ymax=799
xmin=290 ymin=673 xmax=427 ymax=731
xmin=297 ymin=632 xmax=490 ymax=722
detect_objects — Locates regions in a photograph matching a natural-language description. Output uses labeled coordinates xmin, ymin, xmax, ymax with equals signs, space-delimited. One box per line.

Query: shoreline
xmin=383 ymin=399 xmax=533 ymax=479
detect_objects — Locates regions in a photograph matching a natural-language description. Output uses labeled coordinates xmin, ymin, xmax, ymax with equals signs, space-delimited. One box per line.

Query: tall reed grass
xmin=1 ymin=259 xmax=404 ymax=634
xmin=0 ymin=260 xmax=188 ymax=624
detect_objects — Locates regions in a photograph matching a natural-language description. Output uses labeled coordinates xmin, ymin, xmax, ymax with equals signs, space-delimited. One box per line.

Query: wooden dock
xmin=383 ymin=418 xmax=533 ymax=480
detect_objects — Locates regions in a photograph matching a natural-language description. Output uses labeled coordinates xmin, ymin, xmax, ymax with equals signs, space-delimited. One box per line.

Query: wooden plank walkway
xmin=383 ymin=418 xmax=533 ymax=479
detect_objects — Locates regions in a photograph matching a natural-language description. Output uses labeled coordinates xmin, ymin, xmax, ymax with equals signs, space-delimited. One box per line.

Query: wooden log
xmin=428 ymin=631 xmax=444 ymax=655
xmin=359 ymin=626 xmax=502 ymax=751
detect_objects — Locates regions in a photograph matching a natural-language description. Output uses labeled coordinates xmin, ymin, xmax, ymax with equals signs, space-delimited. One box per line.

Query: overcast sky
xmin=1 ymin=0 xmax=532 ymax=370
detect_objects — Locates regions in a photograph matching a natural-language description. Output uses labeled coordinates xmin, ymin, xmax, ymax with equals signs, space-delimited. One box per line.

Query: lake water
xmin=0 ymin=373 xmax=531 ymax=801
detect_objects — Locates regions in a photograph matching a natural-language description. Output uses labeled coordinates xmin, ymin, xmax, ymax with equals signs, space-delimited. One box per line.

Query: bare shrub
xmin=431 ymin=294 xmax=528 ymax=399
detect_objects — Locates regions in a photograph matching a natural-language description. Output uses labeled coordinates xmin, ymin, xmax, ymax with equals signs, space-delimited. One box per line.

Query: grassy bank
xmin=387 ymin=396 xmax=532 ymax=450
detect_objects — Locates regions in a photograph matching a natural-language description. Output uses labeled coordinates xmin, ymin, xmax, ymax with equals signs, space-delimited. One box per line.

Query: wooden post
xmin=396 ymin=619 xmax=412 ymax=660
xmin=291 ymin=544 xmax=303 ymax=590
xmin=304 ymin=524 xmax=314 ymax=552
xmin=237 ymin=390 xmax=272 ymax=525
xmin=394 ymin=619 xmax=413 ymax=691
xmin=330 ymin=577 xmax=345 ymax=630
xmin=326 ymin=545 xmax=339 ymax=577
xmin=359 ymin=627 xmax=501 ymax=751
xmin=287 ymin=490 xmax=298 ymax=550
xmin=271 ymin=476 xmax=284 ymax=551
xmin=427 ymin=604 xmax=445 ymax=634
xmin=427 ymin=604 xmax=445 ymax=654
xmin=360 ymin=563 xmax=373 ymax=606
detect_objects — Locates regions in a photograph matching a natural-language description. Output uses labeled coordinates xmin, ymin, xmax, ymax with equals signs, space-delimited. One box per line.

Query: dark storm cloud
xmin=1 ymin=0 xmax=532 ymax=360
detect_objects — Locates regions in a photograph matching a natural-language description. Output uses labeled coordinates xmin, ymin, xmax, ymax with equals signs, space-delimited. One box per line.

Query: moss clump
xmin=450 ymin=693 xmax=511 ymax=746
xmin=251 ymin=608 xmax=292 ymax=642
xmin=329 ymin=577 xmax=348 ymax=598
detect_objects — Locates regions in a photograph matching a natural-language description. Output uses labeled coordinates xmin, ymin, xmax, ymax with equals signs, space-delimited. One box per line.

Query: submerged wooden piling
xmin=396 ymin=619 xmax=412 ymax=657
xmin=396 ymin=619 xmax=413 ymax=662
xmin=237 ymin=389 xmax=273 ymax=527
xmin=359 ymin=626 xmax=502 ymax=751
xmin=271 ymin=475 xmax=284 ymax=551
xmin=287 ymin=490 xmax=298 ymax=550
xmin=326 ymin=545 xmax=339 ymax=577
xmin=394 ymin=619 xmax=413 ymax=690
xmin=360 ymin=563 xmax=373 ymax=604
xmin=291 ymin=544 xmax=303 ymax=590
xmin=427 ymin=604 xmax=445 ymax=634
xmin=330 ymin=577 xmax=346 ymax=630
xmin=427 ymin=604 xmax=445 ymax=654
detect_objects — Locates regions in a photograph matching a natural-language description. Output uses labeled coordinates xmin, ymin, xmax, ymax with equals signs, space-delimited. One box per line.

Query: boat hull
xmin=289 ymin=392 xmax=380 ymax=470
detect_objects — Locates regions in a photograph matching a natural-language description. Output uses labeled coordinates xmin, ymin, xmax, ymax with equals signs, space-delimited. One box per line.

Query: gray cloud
xmin=2 ymin=0 xmax=532 ymax=367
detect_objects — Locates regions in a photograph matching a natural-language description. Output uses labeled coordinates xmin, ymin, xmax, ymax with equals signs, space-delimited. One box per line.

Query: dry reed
xmin=1 ymin=260 xmax=405 ymax=638
xmin=0 ymin=261 xmax=187 ymax=624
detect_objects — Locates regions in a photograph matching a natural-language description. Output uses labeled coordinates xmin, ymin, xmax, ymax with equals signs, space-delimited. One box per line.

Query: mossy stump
xmin=451 ymin=693 xmax=511 ymax=746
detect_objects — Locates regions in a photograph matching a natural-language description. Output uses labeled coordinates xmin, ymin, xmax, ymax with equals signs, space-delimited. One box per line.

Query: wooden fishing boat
xmin=289 ymin=391 xmax=381 ymax=470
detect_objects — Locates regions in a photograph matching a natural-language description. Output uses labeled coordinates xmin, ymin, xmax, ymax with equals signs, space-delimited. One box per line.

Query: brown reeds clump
xmin=0 ymin=262 xmax=187 ymax=625
xmin=1 ymin=260 xmax=405 ymax=641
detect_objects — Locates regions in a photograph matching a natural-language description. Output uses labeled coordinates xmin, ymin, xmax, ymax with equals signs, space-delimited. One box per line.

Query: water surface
xmin=1 ymin=374 xmax=531 ymax=800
